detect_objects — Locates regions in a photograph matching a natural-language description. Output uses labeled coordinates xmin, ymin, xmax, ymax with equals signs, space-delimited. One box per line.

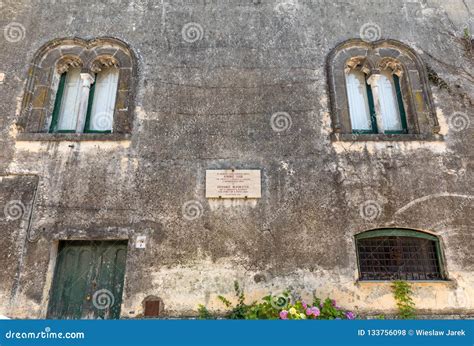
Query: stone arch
xmin=327 ymin=39 xmax=439 ymax=138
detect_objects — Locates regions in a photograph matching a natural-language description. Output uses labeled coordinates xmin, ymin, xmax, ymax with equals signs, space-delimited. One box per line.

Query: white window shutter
xmin=56 ymin=68 xmax=82 ymax=131
xmin=376 ymin=71 xmax=402 ymax=132
xmin=345 ymin=71 xmax=372 ymax=131
xmin=89 ymin=68 xmax=119 ymax=132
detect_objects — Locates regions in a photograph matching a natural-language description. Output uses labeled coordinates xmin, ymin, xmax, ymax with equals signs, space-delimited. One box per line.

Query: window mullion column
xmin=366 ymin=74 xmax=384 ymax=133
xmin=75 ymin=73 xmax=95 ymax=133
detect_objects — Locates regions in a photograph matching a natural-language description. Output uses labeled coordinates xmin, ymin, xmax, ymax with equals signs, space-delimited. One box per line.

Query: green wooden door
xmin=47 ymin=240 xmax=128 ymax=319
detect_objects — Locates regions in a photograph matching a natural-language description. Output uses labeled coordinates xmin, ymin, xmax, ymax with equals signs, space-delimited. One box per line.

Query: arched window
xmin=17 ymin=37 xmax=135 ymax=137
xmin=327 ymin=39 xmax=440 ymax=140
xmin=355 ymin=229 xmax=445 ymax=281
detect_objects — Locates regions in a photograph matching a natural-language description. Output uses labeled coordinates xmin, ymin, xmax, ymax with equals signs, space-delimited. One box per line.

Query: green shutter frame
xmin=84 ymin=77 xmax=112 ymax=134
xmin=365 ymin=79 xmax=378 ymax=133
xmin=385 ymin=74 xmax=408 ymax=134
xmin=355 ymin=229 xmax=438 ymax=241
xmin=49 ymin=73 xmax=67 ymax=133
xmin=84 ymin=79 xmax=96 ymax=133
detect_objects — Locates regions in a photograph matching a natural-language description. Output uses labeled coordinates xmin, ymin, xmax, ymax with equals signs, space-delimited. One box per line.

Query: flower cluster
xmin=278 ymin=298 xmax=355 ymax=320
xmin=279 ymin=301 xmax=320 ymax=320
xmin=198 ymin=282 xmax=357 ymax=320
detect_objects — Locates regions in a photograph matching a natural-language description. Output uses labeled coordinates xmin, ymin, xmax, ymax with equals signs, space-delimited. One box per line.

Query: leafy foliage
xmin=198 ymin=281 xmax=356 ymax=320
xmin=392 ymin=281 xmax=416 ymax=319
xmin=197 ymin=304 xmax=214 ymax=320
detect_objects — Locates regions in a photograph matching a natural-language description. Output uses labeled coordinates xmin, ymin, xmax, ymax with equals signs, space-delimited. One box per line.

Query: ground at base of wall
xmin=123 ymin=314 xmax=474 ymax=320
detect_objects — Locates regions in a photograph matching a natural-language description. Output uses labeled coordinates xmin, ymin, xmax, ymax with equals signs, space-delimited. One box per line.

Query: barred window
xmin=355 ymin=229 xmax=444 ymax=281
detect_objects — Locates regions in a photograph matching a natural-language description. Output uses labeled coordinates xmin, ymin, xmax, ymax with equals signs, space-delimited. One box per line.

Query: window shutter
xmin=88 ymin=68 xmax=119 ymax=132
xmin=54 ymin=68 xmax=82 ymax=132
xmin=84 ymin=78 xmax=96 ymax=132
xmin=345 ymin=71 xmax=373 ymax=133
xmin=376 ymin=71 xmax=403 ymax=133
xmin=393 ymin=74 xmax=408 ymax=132
xmin=49 ymin=73 xmax=66 ymax=132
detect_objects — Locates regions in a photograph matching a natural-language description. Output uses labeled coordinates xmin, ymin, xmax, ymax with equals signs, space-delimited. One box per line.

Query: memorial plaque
xmin=206 ymin=170 xmax=261 ymax=198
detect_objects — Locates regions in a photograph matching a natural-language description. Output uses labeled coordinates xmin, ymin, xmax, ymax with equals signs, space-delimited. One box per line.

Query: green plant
xmin=463 ymin=27 xmax=470 ymax=40
xmin=427 ymin=65 xmax=450 ymax=91
xmin=216 ymin=281 xmax=256 ymax=319
xmin=198 ymin=281 xmax=357 ymax=320
xmin=392 ymin=281 xmax=416 ymax=319
xmin=197 ymin=304 xmax=214 ymax=320
xmin=313 ymin=297 xmax=348 ymax=319
xmin=460 ymin=27 xmax=473 ymax=55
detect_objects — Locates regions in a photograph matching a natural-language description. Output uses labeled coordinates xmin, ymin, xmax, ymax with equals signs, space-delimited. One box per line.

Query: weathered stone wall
xmin=0 ymin=0 xmax=472 ymax=318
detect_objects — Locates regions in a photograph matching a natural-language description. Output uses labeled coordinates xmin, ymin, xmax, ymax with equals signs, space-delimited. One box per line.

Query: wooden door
xmin=47 ymin=240 xmax=128 ymax=319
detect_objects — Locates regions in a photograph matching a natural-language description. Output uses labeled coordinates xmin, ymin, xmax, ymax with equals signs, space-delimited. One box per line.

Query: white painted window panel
xmin=57 ymin=68 xmax=82 ymax=131
xmin=89 ymin=68 xmax=119 ymax=132
xmin=377 ymin=71 xmax=402 ymax=131
xmin=345 ymin=71 xmax=372 ymax=131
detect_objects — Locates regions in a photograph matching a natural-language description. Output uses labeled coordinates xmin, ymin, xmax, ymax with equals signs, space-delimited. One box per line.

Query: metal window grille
xmin=357 ymin=236 xmax=443 ymax=280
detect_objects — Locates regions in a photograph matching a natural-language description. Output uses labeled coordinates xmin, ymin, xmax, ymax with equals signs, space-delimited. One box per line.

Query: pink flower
xmin=305 ymin=308 xmax=312 ymax=316
xmin=302 ymin=301 xmax=308 ymax=309
xmin=346 ymin=311 xmax=356 ymax=320
xmin=279 ymin=310 xmax=288 ymax=320
xmin=311 ymin=307 xmax=320 ymax=317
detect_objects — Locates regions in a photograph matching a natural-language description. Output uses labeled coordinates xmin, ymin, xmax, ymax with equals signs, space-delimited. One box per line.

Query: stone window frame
xmin=327 ymin=39 xmax=441 ymax=141
xmin=17 ymin=37 xmax=136 ymax=141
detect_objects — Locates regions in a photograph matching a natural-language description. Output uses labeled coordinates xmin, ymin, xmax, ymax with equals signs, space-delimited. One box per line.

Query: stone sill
xmin=16 ymin=133 xmax=131 ymax=142
xmin=331 ymin=133 xmax=444 ymax=142
xmin=356 ymin=280 xmax=453 ymax=286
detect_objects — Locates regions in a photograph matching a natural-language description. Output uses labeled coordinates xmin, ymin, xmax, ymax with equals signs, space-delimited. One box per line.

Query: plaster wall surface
xmin=0 ymin=0 xmax=472 ymax=318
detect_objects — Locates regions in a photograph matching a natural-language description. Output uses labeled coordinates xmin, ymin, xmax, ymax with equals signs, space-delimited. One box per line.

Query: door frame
xmin=43 ymin=236 xmax=131 ymax=319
